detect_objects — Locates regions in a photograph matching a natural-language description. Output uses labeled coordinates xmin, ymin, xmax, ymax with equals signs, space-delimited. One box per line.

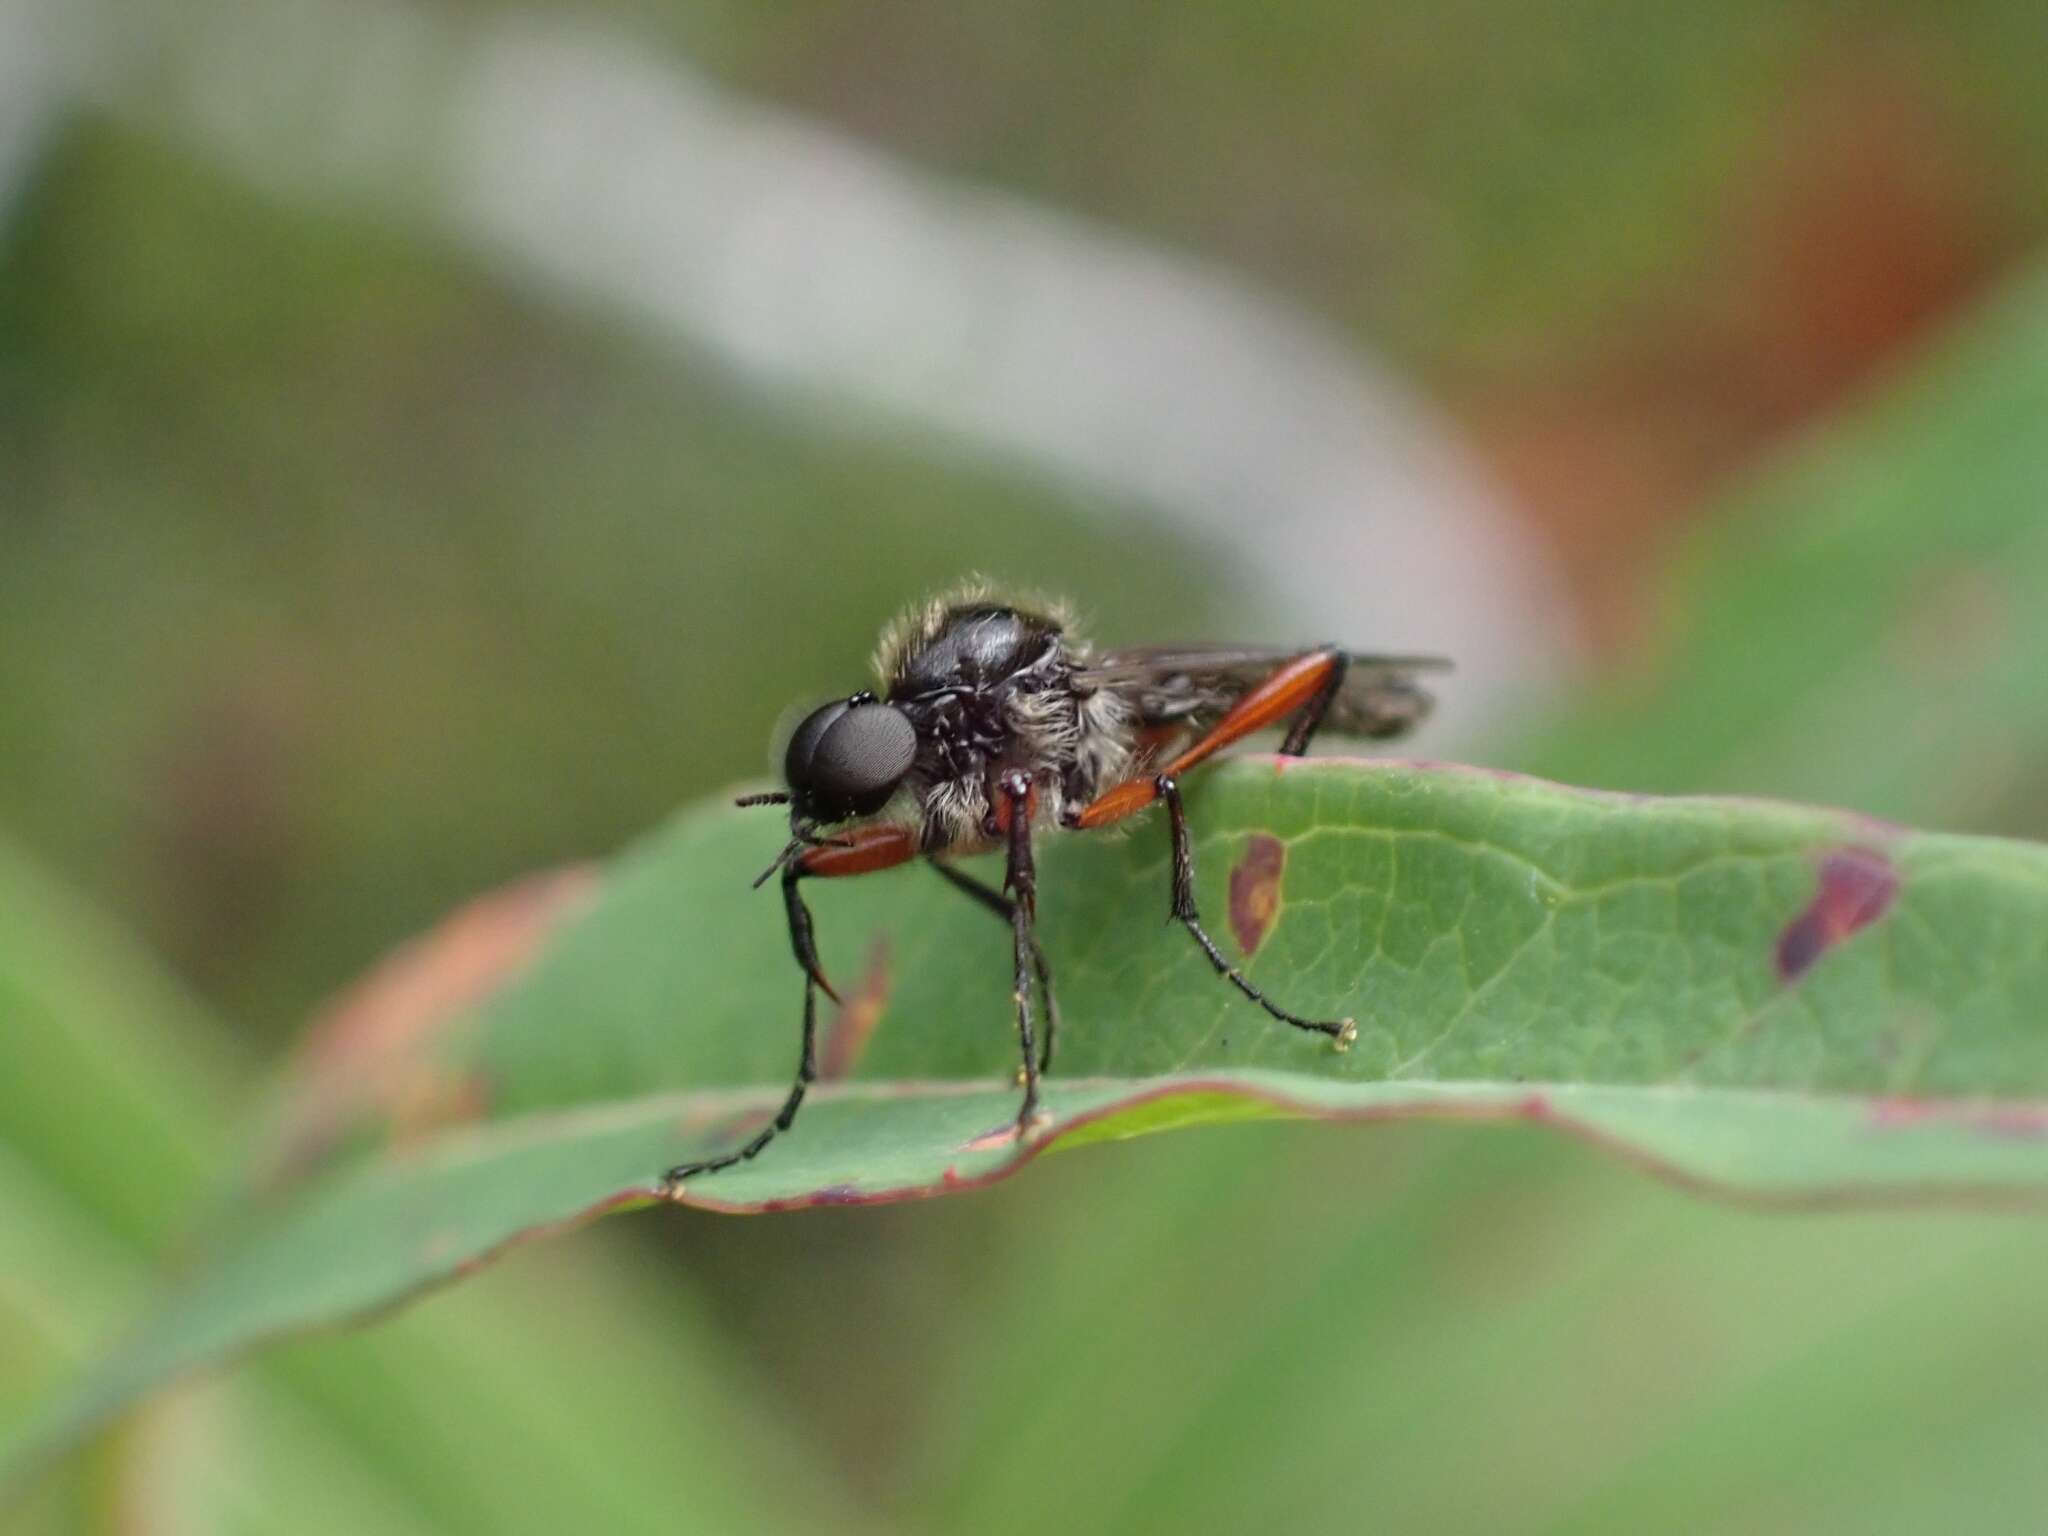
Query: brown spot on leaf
xmin=1776 ymin=848 xmax=1898 ymax=982
xmin=1228 ymin=834 xmax=1287 ymax=956
xmin=818 ymin=941 xmax=891 ymax=1081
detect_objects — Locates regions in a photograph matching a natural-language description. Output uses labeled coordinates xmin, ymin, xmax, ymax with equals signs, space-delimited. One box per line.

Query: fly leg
xmin=928 ymin=858 xmax=1059 ymax=1073
xmin=1066 ymin=651 xmax=1358 ymax=1048
xmin=1073 ymin=647 xmax=1345 ymax=829
xmin=663 ymin=863 xmax=823 ymax=1184
xmin=1159 ymin=774 xmax=1356 ymax=1051
xmin=1279 ymin=646 xmax=1347 ymax=756
xmin=664 ymin=823 xmax=917 ymax=1187
xmin=997 ymin=769 xmax=1049 ymax=1136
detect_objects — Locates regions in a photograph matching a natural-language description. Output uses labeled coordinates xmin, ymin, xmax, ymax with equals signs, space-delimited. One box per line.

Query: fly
xmin=665 ymin=583 xmax=1447 ymax=1185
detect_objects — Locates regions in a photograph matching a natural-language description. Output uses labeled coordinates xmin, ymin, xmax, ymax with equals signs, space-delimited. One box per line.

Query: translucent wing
xmin=1077 ymin=646 xmax=1448 ymax=740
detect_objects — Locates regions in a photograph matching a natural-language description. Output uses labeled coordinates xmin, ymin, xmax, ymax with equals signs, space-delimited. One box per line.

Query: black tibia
xmin=782 ymin=860 xmax=837 ymax=1000
xmin=1279 ymin=647 xmax=1346 ymax=757
xmin=665 ymin=863 xmax=822 ymax=1185
xmin=927 ymin=858 xmax=1058 ymax=1073
xmin=1158 ymin=776 xmax=1355 ymax=1048
xmin=998 ymin=770 xmax=1046 ymax=1130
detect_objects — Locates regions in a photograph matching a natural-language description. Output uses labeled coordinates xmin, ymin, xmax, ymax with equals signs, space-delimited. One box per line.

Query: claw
xmin=1014 ymin=1106 xmax=1053 ymax=1142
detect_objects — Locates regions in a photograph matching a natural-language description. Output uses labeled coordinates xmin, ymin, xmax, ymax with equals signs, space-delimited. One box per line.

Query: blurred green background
xmin=8 ymin=2 xmax=2048 ymax=1530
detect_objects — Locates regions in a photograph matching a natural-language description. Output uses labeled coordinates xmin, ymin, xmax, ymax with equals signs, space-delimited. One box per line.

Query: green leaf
xmin=14 ymin=754 xmax=2048 ymax=1473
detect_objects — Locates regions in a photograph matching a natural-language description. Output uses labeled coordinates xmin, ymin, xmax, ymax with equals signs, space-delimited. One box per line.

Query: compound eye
xmin=783 ymin=700 xmax=853 ymax=795
xmin=808 ymin=704 xmax=917 ymax=817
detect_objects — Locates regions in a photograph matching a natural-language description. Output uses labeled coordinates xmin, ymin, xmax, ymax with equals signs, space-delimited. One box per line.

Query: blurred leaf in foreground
xmin=12 ymin=754 xmax=2048 ymax=1481
xmin=0 ymin=836 xmax=858 ymax=1532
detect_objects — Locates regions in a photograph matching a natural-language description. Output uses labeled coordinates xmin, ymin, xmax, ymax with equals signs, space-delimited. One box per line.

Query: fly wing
xmin=1076 ymin=646 xmax=1448 ymax=739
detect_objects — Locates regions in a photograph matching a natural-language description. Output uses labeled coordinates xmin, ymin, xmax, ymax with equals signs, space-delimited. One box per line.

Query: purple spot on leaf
xmin=1776 ymin=848 xmax=1899 ymax=982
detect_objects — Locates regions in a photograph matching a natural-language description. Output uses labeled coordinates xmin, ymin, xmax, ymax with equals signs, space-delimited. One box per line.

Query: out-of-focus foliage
xmin=671 ymin=1 xmax=2047 ymax=370
xmin=0 ymin=125 xmax=1225 ymax=1039
xmin=1518 ymin=267 xmax=2048 ymax=836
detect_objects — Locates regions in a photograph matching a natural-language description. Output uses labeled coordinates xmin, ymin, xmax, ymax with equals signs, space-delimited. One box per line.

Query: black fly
xmin=666 ymin=583 xmax=1446 ymax=1185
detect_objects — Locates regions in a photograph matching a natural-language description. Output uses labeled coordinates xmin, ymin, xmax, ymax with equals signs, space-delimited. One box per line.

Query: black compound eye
xmin=805 ymin=703 xmax=917 ymax=817
xmin=783 ymin=700 xmax=853 ymax=795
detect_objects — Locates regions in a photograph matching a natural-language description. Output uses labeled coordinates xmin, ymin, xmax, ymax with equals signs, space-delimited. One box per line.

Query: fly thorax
xmin=1002 ymin=684 xmax=1083 ymax=771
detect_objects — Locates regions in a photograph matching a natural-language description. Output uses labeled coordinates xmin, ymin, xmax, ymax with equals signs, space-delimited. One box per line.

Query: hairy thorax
xmin=883 ymin=602 xmax=1129 ymax=850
